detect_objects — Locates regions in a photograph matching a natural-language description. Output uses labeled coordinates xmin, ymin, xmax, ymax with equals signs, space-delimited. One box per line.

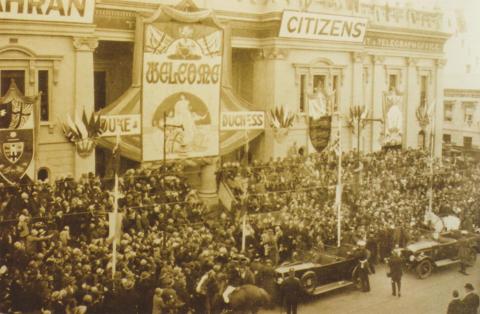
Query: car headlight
xmin=409 ymin=255 xmax=415 ymax=262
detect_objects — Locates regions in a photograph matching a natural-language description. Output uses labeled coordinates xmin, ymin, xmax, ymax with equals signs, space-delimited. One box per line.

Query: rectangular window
xmin=464 ymin=136 xmax=472 ymax=148
xmin=443 ymin=134 xmax=451 ymax=144
xmin=94 ymin=71 xmax=107 ymax=112
xmin=463 ymin=102 xmax=474 ymax=124
xmin=313 ymin=75 xmax=326 ymax=94
xmin=389 ymin=74 xmax=397 ymax=91
xmin=38 ymin=70 xmax=49 ymax=121
xmin=444 ymin=102 xmax=453 ymax=122
xmin=1 ymin=70 xmax=25 ymax=95
xmin=299 ymin=74 xmax=306 ymax=113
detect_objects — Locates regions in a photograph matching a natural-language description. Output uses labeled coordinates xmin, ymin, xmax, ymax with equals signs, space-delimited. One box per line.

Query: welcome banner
xmin=142 ymin=22 xmax=222 ymax=161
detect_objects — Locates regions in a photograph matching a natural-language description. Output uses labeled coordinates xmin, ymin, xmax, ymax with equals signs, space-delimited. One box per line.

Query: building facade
xmin=0 ymin=0 xmax=450 ymax=187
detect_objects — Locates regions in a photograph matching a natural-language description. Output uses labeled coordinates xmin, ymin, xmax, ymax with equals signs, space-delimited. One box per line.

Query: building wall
xmin=0 ymin=0 xmax=450 ymax=182
xmin=443 ymin=89 xmax=480 ymax=152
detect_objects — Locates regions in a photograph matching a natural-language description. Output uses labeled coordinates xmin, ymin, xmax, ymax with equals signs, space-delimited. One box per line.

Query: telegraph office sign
xmin=0 ymin=0 xmax=95 ymax=23
xmin=279 ymin=10 xmax=367 ymax=43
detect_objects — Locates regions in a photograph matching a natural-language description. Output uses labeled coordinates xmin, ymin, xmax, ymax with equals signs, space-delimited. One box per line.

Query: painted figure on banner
xmin=170 ymin=93 xmax=208 ymax=149
xmin=383 ymin=87 xmax=403 ymax=146
xmin=152 ymin=92 xmax=211 ymax=155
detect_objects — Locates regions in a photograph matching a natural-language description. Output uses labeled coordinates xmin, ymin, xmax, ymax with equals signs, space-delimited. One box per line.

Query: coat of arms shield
xmin=0 ymin=129 xmax=33 ymax=184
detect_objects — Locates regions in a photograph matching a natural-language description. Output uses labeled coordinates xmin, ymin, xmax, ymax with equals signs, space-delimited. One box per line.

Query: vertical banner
xmin=142 ymin=22 xmax=222 ymax=161
xmin=0 ymin=81 xmax=35 ymax=184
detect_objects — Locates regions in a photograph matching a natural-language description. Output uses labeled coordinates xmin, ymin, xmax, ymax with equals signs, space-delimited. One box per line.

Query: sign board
xmin=142 ymin=22 xmax=222 ymax=161
xmin=220 ymin=111 xmax=265 ymax=131
xmin=279 ymin=10 xmax=367 ymax=43
xmin=0 ymin=0 xmax=95 ymax=24
xmin=100 ymin=114 xmax=141 ymax=137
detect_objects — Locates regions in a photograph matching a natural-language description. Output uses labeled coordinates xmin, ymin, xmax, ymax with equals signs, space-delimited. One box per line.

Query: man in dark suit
xmin=447 ymin=290 xmax=464 ymax=314
xmin=462 ymin=283 xmax=480 ymax=314
xmin=281 ymin=268 xmax=302 ymax=314
xmin=388 ymin=248 xmax=403 ymax=297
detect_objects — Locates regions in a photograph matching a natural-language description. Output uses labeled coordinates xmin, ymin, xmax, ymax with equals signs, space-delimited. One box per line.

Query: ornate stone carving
xmin=407 ymin=57 xmax=417 ymax=67
xmin=373 ymin=55 xmax=385 ymax=65
xmin=352 ymin=51 xmax=366 ymax=64
xmin=262 ymin=47 xmax=289 ymax=60
xmin=72 ymin=37 xmax=99 ymax=52
xmin=436 ymin=59 xmax=447 ymax=69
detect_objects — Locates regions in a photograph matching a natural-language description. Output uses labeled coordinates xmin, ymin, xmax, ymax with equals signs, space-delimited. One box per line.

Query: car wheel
xmin=300 ymin=271 xmax=317 ymax=295
xmin=416 ymin=259 xmax=433 ymax=279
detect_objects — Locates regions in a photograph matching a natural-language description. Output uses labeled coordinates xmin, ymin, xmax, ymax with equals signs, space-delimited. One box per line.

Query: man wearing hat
xmin=281 ymin=268 xmax=302 ymax=314
xmin=458 ymin=237 xmax=471 ymax=275
xmin=387 ymin=248 xmax=403 ymax=297
xmin=462 ymin=283 xmax=479 ymax=314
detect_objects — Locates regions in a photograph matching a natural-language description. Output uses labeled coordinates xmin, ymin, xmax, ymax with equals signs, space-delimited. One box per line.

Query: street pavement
xmin=261 ymin=256 xmax=480 ymax=314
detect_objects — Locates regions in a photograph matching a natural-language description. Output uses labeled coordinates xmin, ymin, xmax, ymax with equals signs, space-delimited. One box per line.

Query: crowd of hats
xmin=0 ymin=149 xmax=478 ymax=313
xmin=219 ymin=149 xmax=480 ymax=260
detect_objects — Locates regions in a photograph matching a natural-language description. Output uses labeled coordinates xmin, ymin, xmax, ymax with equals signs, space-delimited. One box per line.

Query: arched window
xmin=37 ymin=167 xmax=50 ymax=182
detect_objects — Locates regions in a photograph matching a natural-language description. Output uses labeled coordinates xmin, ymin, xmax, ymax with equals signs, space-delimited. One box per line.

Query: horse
xmin=423 ymin=210 xmax=461 ymax=233
xmin=215 ymin=277 xmax=272 ymax=314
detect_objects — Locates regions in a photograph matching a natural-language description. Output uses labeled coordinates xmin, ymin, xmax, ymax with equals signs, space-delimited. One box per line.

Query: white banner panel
xmin=220 ymin=111 xmax=265 ymax=130
xmin=279 ymin=10 xmax=367 ymax=43
xmin=142 ymin=23 xmax=222 ymax=161
xmin=100 ymin=114 xmax=141 ymax=137
xmin=0 ymin=0 xmax=94 ymax=23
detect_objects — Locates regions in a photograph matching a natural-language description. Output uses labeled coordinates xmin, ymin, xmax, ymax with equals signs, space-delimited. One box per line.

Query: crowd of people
xmin=0 ymin=148 xmax=478 ymax=313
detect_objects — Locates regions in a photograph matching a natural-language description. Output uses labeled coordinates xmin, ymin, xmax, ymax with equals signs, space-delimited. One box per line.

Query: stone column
xmin=434 ymin=59 xmax=446 ymax=158
xmin=405 ymin=57 xmax=418 ymax=149
xmin=352 ymin=52 xmax=364 ymax=151
xmin=252 ymin=48 xmax=290 ymax=160
xmin=72 ymin=37 xmax=98 ymax=179
xmin=198 ymin=158 xmax=219 ymax=208
xmin=371 ymin=55 xmax=385 ymax=152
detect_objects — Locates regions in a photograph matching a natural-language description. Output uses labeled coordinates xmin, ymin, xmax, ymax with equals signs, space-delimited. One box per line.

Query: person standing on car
xmin=462 ymin=283 xmax=479 ymax=314
xmin=281 ymin=268 xmax=302 ymax=314
xmin=387 ymin=248 xmax=403 ymax=297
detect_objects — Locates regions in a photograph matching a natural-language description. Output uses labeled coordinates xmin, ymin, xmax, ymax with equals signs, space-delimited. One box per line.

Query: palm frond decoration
xmin=269 ymin=105 xmax=296 ymax=129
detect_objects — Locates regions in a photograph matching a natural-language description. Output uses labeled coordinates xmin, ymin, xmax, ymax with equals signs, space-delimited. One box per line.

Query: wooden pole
xmin=112 ymin=130 xmax=120 ymax=281
xmin=163 ymin=111 xmax=167 ymax=167
xmin=337 ymin=113 xmax=342 ymax=247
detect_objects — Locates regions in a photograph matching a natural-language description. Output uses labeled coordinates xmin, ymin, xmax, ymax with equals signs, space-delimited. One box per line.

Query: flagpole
xmin=112 ymin=130 xmax=120 ymax=281
xmin=337 ymin=112 xmax=342 ymax=247
xmin=428 ymin=101 xmax=436 ymax=213
xmin=241 ymin=128 xmax=248 ymax=253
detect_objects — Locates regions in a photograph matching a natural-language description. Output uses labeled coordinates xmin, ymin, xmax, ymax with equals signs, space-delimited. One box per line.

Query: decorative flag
xmin=108 ymin=212 xmax=123 ymax=244
xmin=0 ymin=80 xmax=36 ymax=184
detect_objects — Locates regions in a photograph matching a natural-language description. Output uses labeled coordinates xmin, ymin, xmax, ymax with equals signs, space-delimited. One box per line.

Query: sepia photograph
xmin=0 ymin=0 xmax=479 ymax=313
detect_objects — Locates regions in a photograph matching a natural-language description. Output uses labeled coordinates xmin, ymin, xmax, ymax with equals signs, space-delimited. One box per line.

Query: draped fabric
xmin=97 ymin=86 xmax=263 ymax=161
xmin=96 ymin=2 xmax=263 ymax=161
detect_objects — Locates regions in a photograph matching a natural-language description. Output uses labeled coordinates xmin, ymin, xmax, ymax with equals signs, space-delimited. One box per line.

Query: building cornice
xmin=444 ymin=89 xmax=480 ymax=98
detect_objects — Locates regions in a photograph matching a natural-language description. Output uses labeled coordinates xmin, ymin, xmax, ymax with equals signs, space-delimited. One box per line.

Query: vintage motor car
xmin=275 ymin=244 xmax=364 ymax=296
xmin=401 ymin=230 xmax=478 ymax=279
